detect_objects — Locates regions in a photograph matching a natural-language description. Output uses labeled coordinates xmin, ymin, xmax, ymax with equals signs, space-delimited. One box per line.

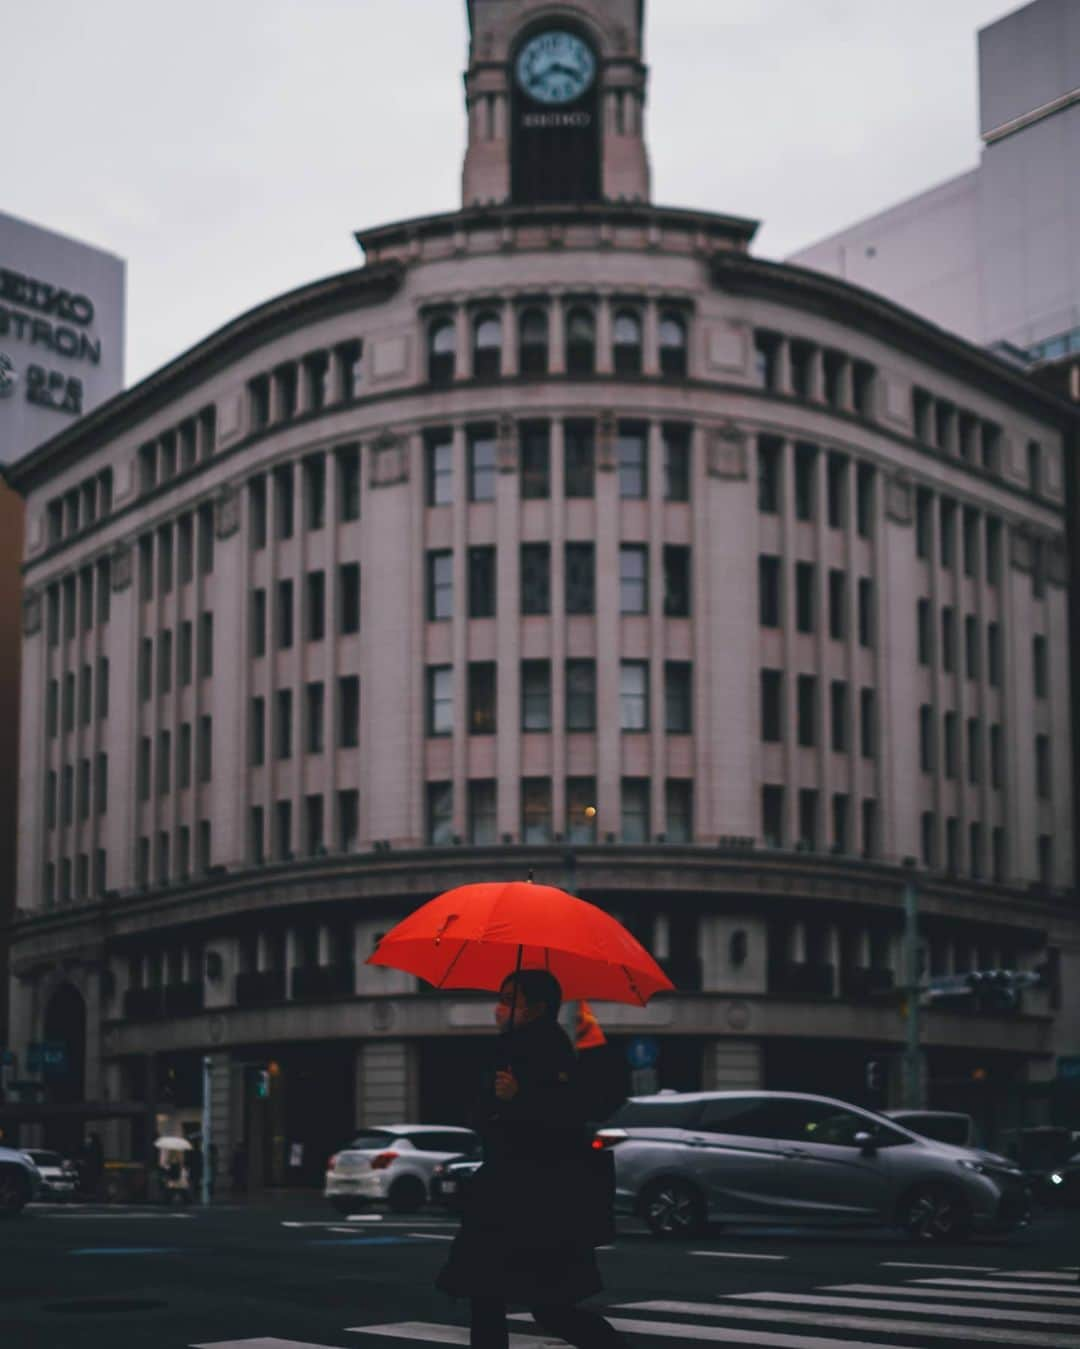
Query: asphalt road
xmin=2 ymin=1198 xmax=1078 ymax=1349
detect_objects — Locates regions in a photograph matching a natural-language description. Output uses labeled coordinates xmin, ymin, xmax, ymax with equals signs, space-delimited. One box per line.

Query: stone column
xmin=501 ymin=298 xmax=519 ymax=377
xmin=775 ymin=338 xmax=793 ymax=396
xmin=284 ymin=928 xmax=299 ymax=1000
xmin=594 ymin=295 xmax=614 ymax=376
xmin=455 ymin=306 xmax=471 ymax=382
xmin=643 ymin=297 xmax=661 ymax=377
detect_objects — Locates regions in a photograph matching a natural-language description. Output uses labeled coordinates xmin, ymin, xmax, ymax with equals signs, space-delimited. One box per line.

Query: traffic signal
xmin=247 ymin=1066 xmax=271 ymax=1099
xmin=923 ymin=969 xmax=1042 ymax=1013
xmin=865 ymin=1059 xmax=884 ymax=1092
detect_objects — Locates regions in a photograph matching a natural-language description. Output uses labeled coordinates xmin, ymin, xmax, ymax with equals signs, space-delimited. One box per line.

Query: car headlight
xmin=1050 ymin=1172 xmax=1064 ymax=1186
xmin=957 ymin=1159 xmax=986 ymax=1173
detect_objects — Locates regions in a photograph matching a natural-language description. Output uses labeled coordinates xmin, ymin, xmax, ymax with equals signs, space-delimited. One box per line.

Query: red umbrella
xmin=365 ymin=879 xmax=674 ymax=1006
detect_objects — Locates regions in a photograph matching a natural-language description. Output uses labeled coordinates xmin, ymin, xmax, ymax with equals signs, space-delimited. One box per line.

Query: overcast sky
xmin=6 ymin=0 xmax=1018 ymax=385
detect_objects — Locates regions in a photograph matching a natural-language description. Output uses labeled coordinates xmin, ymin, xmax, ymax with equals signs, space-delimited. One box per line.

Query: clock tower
xmin=463 ymin=0 xmax=651 ymax=208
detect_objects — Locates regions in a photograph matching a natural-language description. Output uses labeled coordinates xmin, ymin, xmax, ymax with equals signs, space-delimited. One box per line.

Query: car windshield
xmin=605 ymin=1098 xmax=702 ymax=1129
xmin=897 ymin=1116 xmax=972 ymax=1146
xmin=27 ymin=1151 xmax=64 ymax=1167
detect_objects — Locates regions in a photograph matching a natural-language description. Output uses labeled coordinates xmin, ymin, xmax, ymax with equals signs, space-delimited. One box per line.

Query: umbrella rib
xmin=435 ymin=938 xmax=470 ymax=989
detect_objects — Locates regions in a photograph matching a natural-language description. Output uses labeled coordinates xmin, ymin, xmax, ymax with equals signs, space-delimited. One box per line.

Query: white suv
xmin=324 ymin=1124 xmax=479 ymax=1215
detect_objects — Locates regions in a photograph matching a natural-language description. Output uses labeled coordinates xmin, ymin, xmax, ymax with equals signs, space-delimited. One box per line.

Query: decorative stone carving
xmin=1010 ymin=528 xmax=1033 ymax=572
xmin=886 ymin=472 xmax=913 ymax=524
xmin=596 ymin=411 xmax=617 ymax=471
xmin=497 ymin=415 xmax=517 ymax=473
xmin=111 ymin=542 xmax=132 ymax=591
xmin=706 ymin=422 xmax=747 ymax=479
xmin=1048 ymin=538 xmax=1067 ymax=587
xmin=726 ymin=1001 xmax=752 ymax=1031
xmin=214 ymin=484 xmax=240 ymax=539
xmin=372 ymin=1000 xmax=397 ymax=1032
xmin=22 ymin=590 xmax=41 ymax=636
xmin=369 ymin=430 xmax=409 ymax=488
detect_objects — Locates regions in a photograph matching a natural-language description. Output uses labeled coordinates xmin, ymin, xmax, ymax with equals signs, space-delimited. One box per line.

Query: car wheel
xmin=899 ymin=1182 xmax=972 ymax=1243
xmin=641 ymin=1178 xmax=705 ymax=1240
xmin=388 ymin=1176 xmax=427 ymax=1213
xmin=0 ymin=1166 xmax=31 ymax=1218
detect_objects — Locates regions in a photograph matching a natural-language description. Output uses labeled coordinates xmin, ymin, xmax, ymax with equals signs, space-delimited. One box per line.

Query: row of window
xmin=134 ymin=822 xmax=213 ymax=889
xmin=910 ymin=386 xmax=1004 ymax=477
xmin=136 ymin=406 xmax=218 ymax=496
xmin=250 ymin=678 xmax=361 ymax=762
xmin=427 ymin=542 xmax=690 ymax=621
xmin=912 ymin=489 xmax=1006 ymax=580
xmin=424 ymin=420 xmax=692 ymax=504
xmin=916 ymin=601 xmax=1011 ymax=687
xmin=45 ymin=557 xmax=112 ymax=644
xmin=45 ymin=755 xmax=108 ymax=829
xmin=247 ymin=346 xmax=363 ymax=437
xmin=754 ymin=330 xmax=877 ymax=418
xmin=919 ymin=812 xmax=1052 ymax=888
xmin=251 ymin=568 xmax=360 ymax=653
xmin=46 ymin=659 xmax=109 ymax=736
xmin=136 ymin=718 xmax=213 ymax=800
xmin=426 ymin=303 xmax=689 ymax=385
xmin=249 ymin=447 xmax=361 ymax=545
xmin=136 ymin=506 xmax=217 ymax=600
xmin=138 ymin=617 xmax=214 ymax=699
xmin=757 ymin=438 xmax=877 ymax=534
xmin=761 ymin=670 xmax=877 ymax=756
xmin=758 ymin=556 xmax=875 ymax=644
xmin=425 ymin=777 xmax=693 ymax=847
xmin=917 ymin=709 xmax=1053 ymax=798
xmin=44 ymin=850 xmax=109 ymax=906
xmin=46 ymin=468 xmax=114 ymax=547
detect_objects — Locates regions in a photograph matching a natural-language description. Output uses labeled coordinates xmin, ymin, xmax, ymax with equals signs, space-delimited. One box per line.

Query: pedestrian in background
xmin=188 ymin=1138 xmax=204 ymax=1200
xmin=436 ymin=968 xmax=626 ymax=1349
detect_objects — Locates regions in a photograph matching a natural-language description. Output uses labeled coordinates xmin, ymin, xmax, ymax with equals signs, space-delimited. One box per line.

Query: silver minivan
xmin=595 ymin=1091 xmax=1030 ymax=1243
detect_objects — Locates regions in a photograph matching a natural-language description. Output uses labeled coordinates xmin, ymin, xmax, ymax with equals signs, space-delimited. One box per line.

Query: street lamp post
xmin=901 ymin=860 xmax=924 ymax=1109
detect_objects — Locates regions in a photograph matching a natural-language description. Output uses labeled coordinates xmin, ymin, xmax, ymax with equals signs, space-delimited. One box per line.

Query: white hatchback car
xmin=324 ymin=1124 xmax=479 ymax=1215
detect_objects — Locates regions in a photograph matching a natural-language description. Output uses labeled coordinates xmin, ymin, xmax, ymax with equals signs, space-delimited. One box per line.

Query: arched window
xmin=519 ymin=308 xmax=549 ymax=375
xmin=472 ymin=312 xmax=502 ymax=379
xmin=613 ymin=309 xmax=642 ymax=375
xmin=565 ymin=307 xmax=595 ymax=375
xmin=659 ymin=312 xmax=688 ymax=377
xmin=428 ymin=317 xmax=456 ymax=385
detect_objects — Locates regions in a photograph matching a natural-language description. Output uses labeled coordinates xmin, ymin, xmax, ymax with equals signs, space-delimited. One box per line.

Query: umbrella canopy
xmin=365 ymin=880 xmax=674 ymax=1005
xmin=153 ymin=1136 xmax=192 ymax=1152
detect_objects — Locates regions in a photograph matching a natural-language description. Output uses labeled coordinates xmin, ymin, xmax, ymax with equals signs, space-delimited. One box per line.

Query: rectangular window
xmin=157 ymin=732 xmax=171 ymax=796
xmin=620 ymin=544 xmax=648 ymax=614
xmin=962 ymin=614 xmax=979 ymax=680
xmin=468 ymin=780 xmax=497 ymax=846
xmin=306 ymin=682 xmax=325 ymax=754
xmin=252 ymin=806 xmax=265 ymax=864
xmin=79 ymin=757 xmax=91 ymax=819
xmin=987 ymin=622 xmax=1001 ymax=687
xmin=620 ymin=660 xmax=649 ymax=731
xmin=754 ymin=331 xmax=778 ymax=388
xmin=620 ymin=778 xmax=651 ymax=844
xmin=250 ymin=478 xmax=268 ymax=550
xmin=427 ymin=665 xmax=453 ymax=737
xmin=617 ymin=424 xmax=647 ymax=498
xmin=939 ymin=498 xmax=955 ymax=569
xmin=1035 ymin=734 xmax=1051 ymax=799
xmin=97 ymin=557 xmax=112 ymax=623
xmin=852 ymin=361 xmax=875 ymax=417
xmin=985 ymin=517 xmax=1001 ymax=585
xmin=832 ymin=793 xmax=849 ymax=853
xmin=666 ymin=779 xmax=693 ymax=843
xmin=303 ymin=454 xmax=326 ymax=530
xmin=761 ymin=669 xmax=783 ymax=743
xmin=138 ymin=537 xmax=153 ymax=602
xmin=943 ymin=711 xmax=957 ymax=779
xmin=915 ymin=488 xmax=932 ymax=560
xmin=339 ymin=563 xmax=361 ymax=635
xmin=137 ymin=737 xmax=151 ymax=804
xmin=826 ymin=452 xmax=847 ymax=529
xmin=860 ymin=687 xmax=876 ymax=759
xmin=564 ymin=421 xmax=594 ymax=498
xmin=174 ymin=620 xmax=190 ymax=687
xmin=916 ymin=598 xmax=932 ymax=665
xmin=919 ymin=704 xmax=934 ymax=772
xmin=790 ymin=342 xmax=812 ymax=398
xmin=158 ymin=630 xmax=173 ymax=695
xmin=967 ymin=717 xmax=980 ymax=784
xmin=760 ymin=555 xmax=781 ymax=628
xmin=426 ymin=782 xmax=454 ymax=847
xmin=306 ymin=571 xmax=326 ymax=642
xmin=61 ymin=763 xmax=75 ymax=823
xmin=275 ymin=691 xmax=293 ymax=760
xmin=663 ymin=545 xmax=691 ymax=617
xmin=945 ymin=817 xmax=959 ymax=873
xmin=757 ymin=437 xmax=781 ymax=513
xmin=566 ymin=660 xmax=596 ymax=732
xmin=200 ymin=613 xmax=214 ymax=678
xmin=520 ymin=422 xmax=550 ymax=499
xmin=178 ymin=723 xmax=192 ymax=790
xmin=921 ymin=812 xmax=936 ymax=868
xmin=862 ymin=799 xmax=878 ymax=859
xmin=794 ymin=442 xmax=816 ymax=520
xmin=797 ymin=674 xmax=817 ymax=747
xmin=468 ymin=661 xmax=498 ymax=734
xmin=522 ymin=778 xmax=553 ymax=844
xmin=427 ymin=550 xmax=453 ymax=621
xmin=305 ymin=794 xmax=324 ymax=856
xmin=97 ymin=658 xmax=109 ymax=720
xmin=139 ymin=639 xmax=152 ymax=702
xmin=762 ymin=785 xmax=784 ymax=848
xmin=46 ymin=678 xmax=59 ymax=738
xmin=197 ymin=503 xmax=215 ymax=575
xmin=941 ymin=606 xmax=955 ymax=674
xmin=521 ymin=660 xmax=550 ymax=732
xmin=339 ymin=676 xmax=360 ymax=748
xmin=795 ymin=561 xmax=815 ymax=633
xmin=277 ymin=579 xmax=294 ymax=649
xmin=566 ymin=777 xmax=598 ymax=844
xmin=468 ymin=546 xmax=496 ymax=618
xmin=798 ymin=788 xmax=819 ymax=850
xmin=468 ymin=427 xmax=497 ymax=502
xmin=1037 ymin=835 xmax=1053 ymax=886
xmin=828 ymin=570 xmax=846 ymax=640
xmin=275 ymin=801 xmax=292 ymax=862
xmin=992 ymin=826 xmax=1005 ymax=882
xmin=426 ymin=430 xmax=453 ymax=506
xmin=857 ymin=578 xmax=874 ymax=648
xmin=981 ymin=422 xmax=1001 ymax=473
xmin=251 ymin=589 xmax=266 ymax=657
xmin=338 ymin=789 xmax=359 ymax=852
xmin=565 ymin=542 xmax=595 ymax=615
xmin=251 ymin=696 xmax=266 ymax=766
xmin=521 ymin=543 xmax=551 ymax=615
xmin=962 ymin=507 xmax=978 ymax=577
xmin=46 ymin=585 xmax=59 ymax=646
xmin=337 ymin=444 xmax=361 ymax=521
xmin=664 ymin=661 xmax=692 ymax=734
xmin=79 ymin=663 xmax=92 ymax=726
xmin=1033 ymin=635 xmax=1047 ymax=698
xmin=80 ymin=567 xmax=94 ymax=627
xmin=855 ymin=463 xmax=875 ymax=538
xmin=274 ymin=465 xmax=295 ymax=540
xmin=990 ymin=723 xmax=1002 ymax=789
xmin=830 ymin=680 xmax=848 ymax=753
xmin=663 ymin=424 xmax=690 ymax=501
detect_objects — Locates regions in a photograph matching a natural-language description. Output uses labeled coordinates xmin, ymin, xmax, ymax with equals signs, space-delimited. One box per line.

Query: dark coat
xmin=435 ymin=1015 xmax=613 ymax=1306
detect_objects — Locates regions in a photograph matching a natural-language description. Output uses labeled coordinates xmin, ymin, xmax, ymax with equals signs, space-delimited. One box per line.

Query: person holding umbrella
xmin=367 ymin=877 xmax=673 ymax=1349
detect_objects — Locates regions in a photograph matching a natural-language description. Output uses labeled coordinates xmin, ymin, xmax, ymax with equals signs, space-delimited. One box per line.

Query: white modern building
xmin=2 ymin=0 xmax=1077 ymax=1191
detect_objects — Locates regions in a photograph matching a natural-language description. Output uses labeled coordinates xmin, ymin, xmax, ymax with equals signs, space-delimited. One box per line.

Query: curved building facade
xmin=4 ymin=0 xmax=1078 ymax=1183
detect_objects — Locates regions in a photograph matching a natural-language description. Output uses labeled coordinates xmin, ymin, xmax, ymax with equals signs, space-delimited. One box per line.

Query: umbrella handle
xmin=503 ymin=942 xmax=525 ymax=1063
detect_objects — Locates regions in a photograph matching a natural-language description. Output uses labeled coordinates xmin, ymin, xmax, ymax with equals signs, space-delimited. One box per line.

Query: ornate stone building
xmin=3 ymin=0 xmax=1077 ymax=1185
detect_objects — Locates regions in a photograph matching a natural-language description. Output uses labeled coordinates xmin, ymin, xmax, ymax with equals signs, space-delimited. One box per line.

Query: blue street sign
xmin=626 ymin=1036 xmax=658 ymax=1070
xmin=28 ymin=1041 xmax=67 ymax=1076
xmin=1058 ymin=1055 xmax=1080 ymax=1083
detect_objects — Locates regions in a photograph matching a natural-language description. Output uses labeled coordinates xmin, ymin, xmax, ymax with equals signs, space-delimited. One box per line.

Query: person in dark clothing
xmin=188 ymin=1140 xmax=204 ymax=1199
xmin=436 ymin=969 xmax=627 ymax=1349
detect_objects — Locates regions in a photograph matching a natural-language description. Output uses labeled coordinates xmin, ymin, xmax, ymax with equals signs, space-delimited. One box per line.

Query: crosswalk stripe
xmin=828 ymin=1284 xmax=1080 ymax=1309
xmin=914 ymin=1277 xmax=1080 ymax=1295
xmin=612 ymin=1299 xmax=1080 ymax=1346
xmin=194 ymin=1339 xmax=347 ymax=1348
xmin=406 ymin=1233 xmax=454 ymax=1240
xmin=689 ymin=1250 xmax=787 ymax=1261
xmin=346 ymin=1323 xmax=555 ymax=1346
xmin=582 ymin=1315 xmax=906 ymax=1347
xmin=992 ymin=1270 xmax=1080 ymax=1281
xmin=881 ymin=1261 xmax=997 ymax=1271
xmin=728 ymin=1292 xmax=1080 ymax=1328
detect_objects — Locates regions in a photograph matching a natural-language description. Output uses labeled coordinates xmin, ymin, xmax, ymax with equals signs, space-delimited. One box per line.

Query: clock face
xmin=516 ymin=30 xmax=596 ymax=106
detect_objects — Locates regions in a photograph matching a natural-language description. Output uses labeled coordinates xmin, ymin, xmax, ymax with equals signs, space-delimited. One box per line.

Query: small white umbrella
xmin=154 ymin=1136 xmax=192 ymax=1151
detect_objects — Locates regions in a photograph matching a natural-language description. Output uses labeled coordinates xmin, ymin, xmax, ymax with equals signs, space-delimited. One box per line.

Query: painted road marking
xmin=881 ymin=1261 xmax=997 ymax=1271
xmin=828 ymin=1283 xmax=1080 ymax=1309
xmin=71 ymin=1246 xmax=184 ymax=1255
xmin=993 ymin=1270 xmax=1080 ymax=1280
xmin=914 ymin=1277 xmax=1080 ymax=1295
xmin=519 ymin=1312 xmax=908 ymax=1346
xmin=305 ymin=1237 xmax=427 ymax=1247
xmin=347 ymin=1324 xmax=554 ymax=1346
xmin=689 ymin=1249 xmax=787 ymax=1260
xmin=41 ymin=1211 xmax=195 ymax=1219
xmin=195 ymin=1340 xmax=347 ymax=1348
xmin=406 ymin=1232 xmax=454 ymax=1240
xmin=729 ymin=1292 xmax=1080 ymax=1327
